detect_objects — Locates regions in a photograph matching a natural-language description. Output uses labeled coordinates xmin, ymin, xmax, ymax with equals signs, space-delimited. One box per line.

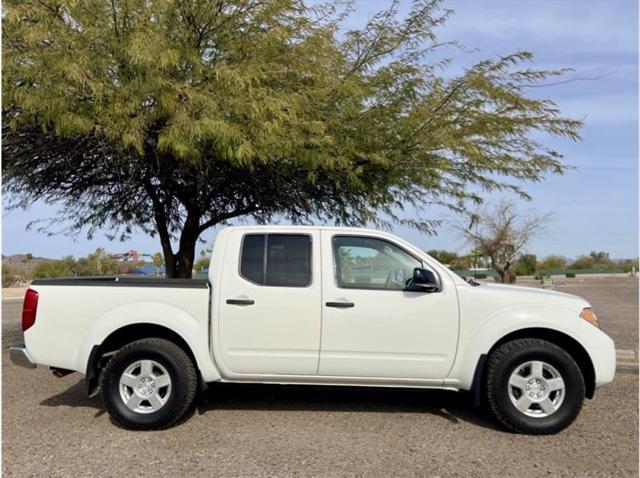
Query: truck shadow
xmin=197 ymin=383 xmax=502 ymax=431
xmin=40 ymin=379 xmax=502 ymax=432
xmin=39 ymin=379 xmax=108 ymax=418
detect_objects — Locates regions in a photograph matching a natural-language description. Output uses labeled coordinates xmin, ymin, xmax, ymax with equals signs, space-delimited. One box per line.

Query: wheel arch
xmin=85 ymin=323 xmax=200 ymax=397
xmin=471 ymin=327 xmax=596 ymax=402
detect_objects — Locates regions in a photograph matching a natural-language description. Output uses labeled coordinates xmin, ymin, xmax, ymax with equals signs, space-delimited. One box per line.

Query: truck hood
xmin=468 ymin=281 xmax=590 ymax=311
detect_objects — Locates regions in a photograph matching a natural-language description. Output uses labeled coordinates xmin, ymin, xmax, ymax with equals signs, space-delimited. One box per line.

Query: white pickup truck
xmin=11 ymin=226 xmax=615 ymax=433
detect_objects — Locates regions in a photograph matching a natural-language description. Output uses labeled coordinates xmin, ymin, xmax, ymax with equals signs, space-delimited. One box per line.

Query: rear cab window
xmin=240 ymin=234 xmax=312 ymax=287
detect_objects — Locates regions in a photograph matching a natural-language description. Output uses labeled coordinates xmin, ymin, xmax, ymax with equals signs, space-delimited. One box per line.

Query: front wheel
xmin=485 ymin=338 xmax=585 ymax=434
xmin=100 ymin=338 xmax=198 ymax=430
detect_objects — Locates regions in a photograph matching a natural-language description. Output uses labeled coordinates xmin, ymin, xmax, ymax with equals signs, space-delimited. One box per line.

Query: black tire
xmin=100 ymin=338 xmax=198 ymax=430
xmin=485 ymin=338 xmax=585 ymax=435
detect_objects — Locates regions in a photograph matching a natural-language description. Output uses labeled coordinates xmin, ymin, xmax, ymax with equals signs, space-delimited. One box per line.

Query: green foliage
xmin=427 ymin=250 xmax=458 ymax=265
xmin=618 ymin=258 xmax=639 ymax=273
xmin=568 ymin=255 xmax=595 ymax=270
xmin=536 ymin=253 xmax=635 ymax=274
xmin=151 ymin=253 xmax=164 ymax=268
xmin=2 ymin=263 xmax=18 ymax=287
xmin=194 ymin=255 xmax=210 ymax=273
xmin=514 ymin=254 xmax=537 ymax=276
xmin=32 ymin=256 xmax=77 ymax=278
xmin=569 ymin=252 xmax=620 ymax=271
xmin=537 ymin=255 xmax=567 ymax=270
xmin=32 ymin=248 xmax=127 ymax=278
xmin=151 ymin=252 xmax=165 ymax=275
xmin=192 ymin=248 xmax=212 ymax=273
xmin=3 ymin=0 xmax=581 ymax=278
xmin=75 ymin=248 xmax=123 ymax=275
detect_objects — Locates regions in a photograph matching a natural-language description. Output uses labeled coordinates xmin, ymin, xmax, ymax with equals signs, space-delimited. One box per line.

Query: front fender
xmin=78 ymin=301 xmax=221 ymax=382
xmin=445 ymin=304 xmax=583 ymax=390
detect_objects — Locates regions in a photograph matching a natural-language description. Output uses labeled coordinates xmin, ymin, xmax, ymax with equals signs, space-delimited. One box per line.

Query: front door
xmin=318 ymin=232 xmax=459 ymax=381
xmin=218 ymin=229 xmax=322 ymax=376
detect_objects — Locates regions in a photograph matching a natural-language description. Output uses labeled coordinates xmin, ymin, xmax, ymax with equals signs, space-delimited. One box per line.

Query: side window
xmin=333 ymin=236 xmax=422 ymax=290
xmin=240 ymin=234 xmax=312 ymax=287
xmin=240 ymin=234 xmax=265 ymax=284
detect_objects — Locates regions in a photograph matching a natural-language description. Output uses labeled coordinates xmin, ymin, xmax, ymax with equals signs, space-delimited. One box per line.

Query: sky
xmin=2 ymin=0 xmax=638 ymax=260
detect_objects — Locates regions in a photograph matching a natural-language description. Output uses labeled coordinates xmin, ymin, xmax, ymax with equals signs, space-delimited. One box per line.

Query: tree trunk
xmin=174 ymin=239 xmax=196 ymax=278
xmin=494 ymin=264 xmax=513 ymax=283
xmin=171 ymin=210 xmax=201 ymax=279
xmin=156 ymin=225 xmax=177 ymax=278
xmin=490 ymin=256 xmax=507 ymax=284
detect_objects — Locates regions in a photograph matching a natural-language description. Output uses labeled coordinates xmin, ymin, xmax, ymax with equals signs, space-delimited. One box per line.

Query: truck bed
xmin=25 ymin=276 xmax=211 ymax=375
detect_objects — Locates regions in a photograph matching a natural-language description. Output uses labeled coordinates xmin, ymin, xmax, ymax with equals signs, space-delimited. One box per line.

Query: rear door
xmin=218 ymin=229 xmax=322 ymax=376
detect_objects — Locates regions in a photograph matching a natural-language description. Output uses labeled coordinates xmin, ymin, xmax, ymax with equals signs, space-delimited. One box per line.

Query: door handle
xmin=326 ymin=301 xmax=355 ymax=308
xmin=226 ymin=299 xmax=255 ymax=306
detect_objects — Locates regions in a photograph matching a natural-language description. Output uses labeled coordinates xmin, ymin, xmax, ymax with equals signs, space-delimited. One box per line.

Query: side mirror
xmin=412 ymin=267 xmax=438 ymax=292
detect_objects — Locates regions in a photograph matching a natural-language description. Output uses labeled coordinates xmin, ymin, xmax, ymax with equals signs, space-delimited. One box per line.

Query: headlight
xmin=580 ymin=307 xmax=600 ymax=329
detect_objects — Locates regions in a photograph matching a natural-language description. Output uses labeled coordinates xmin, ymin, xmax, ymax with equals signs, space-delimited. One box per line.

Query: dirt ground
xmin=2 ymin=358 xmax=637 ymax=477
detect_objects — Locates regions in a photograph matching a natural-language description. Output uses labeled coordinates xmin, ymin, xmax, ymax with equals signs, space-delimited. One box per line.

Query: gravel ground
xmin=2 ymin=359 xmax=637 ymax=477
xmin=2 ymin=275 xmax=638 ymax=477
xmin=2 ymin=301 xmax=23 ymax=352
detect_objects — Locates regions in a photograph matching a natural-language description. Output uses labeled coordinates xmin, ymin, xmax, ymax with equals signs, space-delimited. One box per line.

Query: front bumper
xmin=9 ymin=344 xmax=37 ymax=369
xmin=591 ymin=346 xmax=616 ymax=388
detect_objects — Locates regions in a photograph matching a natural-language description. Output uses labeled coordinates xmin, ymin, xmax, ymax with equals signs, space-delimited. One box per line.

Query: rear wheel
xmin=485 ymin=338 xmax=585 ymax=434
xmin=100 ymin=338 xmax=198 ymax=430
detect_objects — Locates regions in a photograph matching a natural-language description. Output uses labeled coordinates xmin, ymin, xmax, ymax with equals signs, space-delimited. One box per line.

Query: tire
xmin=485 ymin=338 xmax=585 ymax=435
xmin=100 ymin=338 xmax=198 ymax=430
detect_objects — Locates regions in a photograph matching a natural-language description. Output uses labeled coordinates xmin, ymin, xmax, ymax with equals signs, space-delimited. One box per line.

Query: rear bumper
xmin=10 ymin=344 xmax=37 ymax=369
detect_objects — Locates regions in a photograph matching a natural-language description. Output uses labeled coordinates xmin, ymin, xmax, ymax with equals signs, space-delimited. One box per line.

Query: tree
xmin=193 ymin=250 xmax=210 ymax=273
xmin=453 ymin=200 xmax=550 ymax=283
xmin=538 ymin=255 xmax=567 ymax=270
xmin=151 ymin=252 xmax=164 ymax=276
xmin=470 ymin=248 xmax=484 ymax=269
xmin=426 ymin=250 xmax=458 ymax=265
xmin=3 ymin=0 xmax=581 ymax=278
xmin=514 ymin=253 xmax=537 ymax=276
xmin=22 ymin=253 xmax=33 ymax=272
xmin=589 ymin=251 xmax=611 ymax=264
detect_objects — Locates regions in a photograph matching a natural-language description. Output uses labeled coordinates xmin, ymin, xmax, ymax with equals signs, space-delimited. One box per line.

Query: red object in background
xmin=107 ymin=249 xmax=142 ymax=263
xmin=22 ymin=288 xmax=39 ymax=332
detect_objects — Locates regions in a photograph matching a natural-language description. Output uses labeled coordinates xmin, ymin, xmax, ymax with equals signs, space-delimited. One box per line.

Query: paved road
xmin=554 ymin=276 xmax=638 ymax=351
xmin=2 ymin=276 xmax=638 ymax=477
xmin=515 ymin=275 xmax=638 ymax=351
